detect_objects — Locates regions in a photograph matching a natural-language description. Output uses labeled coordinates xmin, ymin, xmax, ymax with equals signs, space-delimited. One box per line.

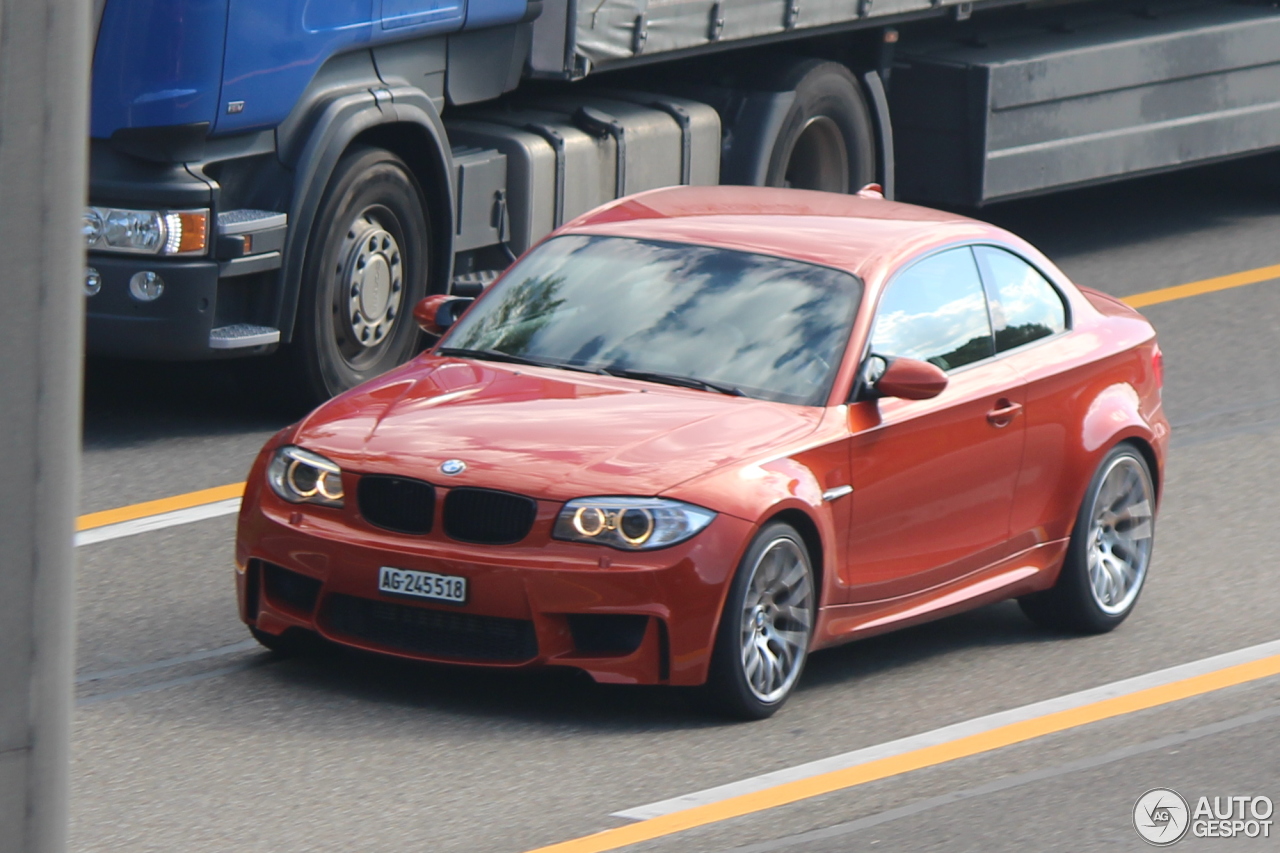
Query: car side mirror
xmin=414 ymin=295 xmax=474 ymax=335
xmin=862 ymin=355 xmax=948 ymax=400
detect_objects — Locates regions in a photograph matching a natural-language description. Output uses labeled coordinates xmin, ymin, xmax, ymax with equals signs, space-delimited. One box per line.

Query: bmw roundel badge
xmin=440 ymin=459 xmax=466 ymax=476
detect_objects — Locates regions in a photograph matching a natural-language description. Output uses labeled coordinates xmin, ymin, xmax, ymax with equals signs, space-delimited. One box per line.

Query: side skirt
xmin=813 ymin=539 xmax=1069 ymax=648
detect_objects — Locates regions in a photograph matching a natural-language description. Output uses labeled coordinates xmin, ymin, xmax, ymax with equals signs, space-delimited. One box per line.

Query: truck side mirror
xmin=414 ymin=295 xmax=473 ymax=335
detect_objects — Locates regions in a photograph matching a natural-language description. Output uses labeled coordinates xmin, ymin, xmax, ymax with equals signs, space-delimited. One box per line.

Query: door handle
xmin=986 ymin=398 xmax=1022 ymax=428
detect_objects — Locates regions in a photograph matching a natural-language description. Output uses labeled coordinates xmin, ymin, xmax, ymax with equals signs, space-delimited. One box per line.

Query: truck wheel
xmin=765 ymin=60 xmax=876 ymax=193
xmin=289 ymin=146 xmax=431 ymax=405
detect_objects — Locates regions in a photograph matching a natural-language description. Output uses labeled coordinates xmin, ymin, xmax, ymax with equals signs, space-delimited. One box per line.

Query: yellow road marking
xmin=1122 ymin=263 xmax=1280 ymax=308
xmin=525 ymin=653 xmax=1280 ymax=853
xmin=73 ymin=265 xmax=1280 ymax=532
xmin=76 ymin=482 xmax=244 ymax=531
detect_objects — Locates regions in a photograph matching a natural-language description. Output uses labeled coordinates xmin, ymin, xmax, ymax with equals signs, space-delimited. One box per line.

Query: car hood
xmin=292 ymin=356 xmax=824 ymax=502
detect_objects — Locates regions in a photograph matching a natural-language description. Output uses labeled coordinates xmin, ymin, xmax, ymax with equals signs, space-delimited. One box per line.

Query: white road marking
xmin=612 ymin=637 xmax=1280 ymax=821
xmin=718 ymin=704 xmax=1280 ymax=853
xmin=74 ymin=497 xmax=241 ymax=546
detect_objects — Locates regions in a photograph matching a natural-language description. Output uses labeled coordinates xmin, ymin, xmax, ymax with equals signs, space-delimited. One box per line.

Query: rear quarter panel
xmin=999 ymin=288 xmax=1167 ymax=553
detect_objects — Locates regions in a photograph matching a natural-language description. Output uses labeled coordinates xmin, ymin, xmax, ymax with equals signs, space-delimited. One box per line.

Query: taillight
xmin=1152 ymin=344 xmax=1164 ymax=388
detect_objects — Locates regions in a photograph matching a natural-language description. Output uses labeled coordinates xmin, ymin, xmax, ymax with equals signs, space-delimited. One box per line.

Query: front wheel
xmin=285 ymin=146 xmax=432 ymax=407
xmin=704 ymin=522 xmax=816 ymax=719
xmin=1020 ymin=444 xmax=1156 ymax=633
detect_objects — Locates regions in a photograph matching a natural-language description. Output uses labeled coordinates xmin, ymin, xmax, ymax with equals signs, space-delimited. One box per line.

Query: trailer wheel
xmin=764 ymin=61 xmax=876 ymax=193
xmin=285 ymin=146 xmax=430 ymax=405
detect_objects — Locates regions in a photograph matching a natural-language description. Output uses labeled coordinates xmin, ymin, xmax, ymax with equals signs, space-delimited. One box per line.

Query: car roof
xmin=559 ymin=185 xmax=1016 ymax=286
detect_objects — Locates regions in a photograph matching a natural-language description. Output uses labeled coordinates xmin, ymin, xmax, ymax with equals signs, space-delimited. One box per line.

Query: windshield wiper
xmin=602 ymin=367 xmax=745 ymax=397
xmin=437 ymin=347 xmax=609 ymax=375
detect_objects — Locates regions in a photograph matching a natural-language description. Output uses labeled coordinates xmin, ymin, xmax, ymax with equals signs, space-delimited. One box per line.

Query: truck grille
xmin=358 ymin=475 xmax=435 ymax=534
xmin=443 ymin=488 xmax=537 ymax=544
xmin=324 ymin=594 xmax=538 ymax=662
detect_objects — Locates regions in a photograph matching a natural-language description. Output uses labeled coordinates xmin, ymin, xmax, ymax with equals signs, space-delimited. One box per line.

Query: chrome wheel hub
xmin=340 ymin=213 xmax=403 ymax=349
xmin=739 ymin=538 xmax=814 ymax=703
xmin=1086 ymin=455 xmax=1154 ymax=615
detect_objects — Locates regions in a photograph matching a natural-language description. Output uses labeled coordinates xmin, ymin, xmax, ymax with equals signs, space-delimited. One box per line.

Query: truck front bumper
xmin=84 ymin=255 xmax=224 ymax=359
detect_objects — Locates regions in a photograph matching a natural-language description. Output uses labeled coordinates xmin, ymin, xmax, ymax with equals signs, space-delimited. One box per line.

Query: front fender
xmin=275 ymin=83 xmax=454 ymax=342
xmin=665 ymin=451 xmax=846 ymax=610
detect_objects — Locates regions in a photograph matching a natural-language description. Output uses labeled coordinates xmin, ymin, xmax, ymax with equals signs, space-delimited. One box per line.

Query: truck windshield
xmin=439 ymin=235 xmax=861 ymax=406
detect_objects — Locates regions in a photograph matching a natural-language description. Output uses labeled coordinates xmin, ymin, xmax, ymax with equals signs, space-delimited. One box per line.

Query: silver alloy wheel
xmin=739 ymin=537 xmax=814 ymax=703
xmin=1086 ymin=455 xmax=1154 ymax=615
xmin=340 ymin=210 xmax=404 ymax=350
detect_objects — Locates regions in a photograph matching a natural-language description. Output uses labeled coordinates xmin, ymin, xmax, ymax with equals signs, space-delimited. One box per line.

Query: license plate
xmin=378 ymin=566 xmax=467 ymax=604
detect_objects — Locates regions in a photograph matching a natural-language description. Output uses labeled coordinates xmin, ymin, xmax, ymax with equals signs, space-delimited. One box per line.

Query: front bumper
xmin=85 ymin=255 xmax=222 ymax=359
xmin=235 ymin=489 xmax=754 ymax=686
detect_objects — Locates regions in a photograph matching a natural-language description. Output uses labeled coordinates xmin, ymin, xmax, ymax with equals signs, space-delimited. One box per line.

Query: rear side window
xmin=870 ymin=247 xmax=994 ymax=371
xmin=974 ymin=247 xmax=1067 ymax=353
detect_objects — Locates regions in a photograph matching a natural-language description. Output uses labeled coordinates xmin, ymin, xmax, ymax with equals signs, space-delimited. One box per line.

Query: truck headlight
xmin=84 ymin=206 xmax=209 ymax=256
xmin=267 ymin=446 xmax=345 ymax=507
xmin=553 ymin=497 xmax=715 ymax=550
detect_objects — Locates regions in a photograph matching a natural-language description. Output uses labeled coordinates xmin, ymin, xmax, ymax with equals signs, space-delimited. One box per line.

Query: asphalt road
xmin=74 ymin=156 xmax=1280 ymax=852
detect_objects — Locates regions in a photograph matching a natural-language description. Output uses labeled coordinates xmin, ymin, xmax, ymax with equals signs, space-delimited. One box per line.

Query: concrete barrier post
xmin=0 ymin=0 xmax=90 ymax=849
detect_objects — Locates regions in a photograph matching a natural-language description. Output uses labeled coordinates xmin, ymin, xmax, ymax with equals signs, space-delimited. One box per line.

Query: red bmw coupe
xmin=235 ymin=185 xmax=1168 ymax=718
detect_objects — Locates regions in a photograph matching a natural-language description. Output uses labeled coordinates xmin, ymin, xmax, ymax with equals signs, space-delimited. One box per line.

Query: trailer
xmin=83 ymin=0 xmax=1280 ymax=402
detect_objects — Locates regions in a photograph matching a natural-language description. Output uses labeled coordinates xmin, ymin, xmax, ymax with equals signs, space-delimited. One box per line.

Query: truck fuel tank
xmin=445 ymin=93 xmax=719 ymax=255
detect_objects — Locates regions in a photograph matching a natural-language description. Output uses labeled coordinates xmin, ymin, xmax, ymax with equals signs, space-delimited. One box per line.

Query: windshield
xmin=439 ymin=235 xmax=862 ymax=406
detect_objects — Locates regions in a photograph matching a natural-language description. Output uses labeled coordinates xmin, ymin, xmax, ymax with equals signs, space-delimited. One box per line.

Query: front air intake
xmin=324 ymin=594 xmax=538 ymax=662
xmin=261 ymin=562 xmax=322 ymax=615
xmin=443 ymin=488 xmax=537 ymax=544
xmin=357 ymin=475 xmax=435 ymax=534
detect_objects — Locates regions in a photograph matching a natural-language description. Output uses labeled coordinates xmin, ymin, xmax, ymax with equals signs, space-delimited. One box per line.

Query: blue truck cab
xmin=86 ymin=0 xmax=535 ymax=400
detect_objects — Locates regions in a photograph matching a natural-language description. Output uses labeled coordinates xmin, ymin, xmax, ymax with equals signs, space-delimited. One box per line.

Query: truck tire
xmin=286 ymin=146 xmax=431 ymax=405
xmin=764 ymin=60 xmax=876 ymax=193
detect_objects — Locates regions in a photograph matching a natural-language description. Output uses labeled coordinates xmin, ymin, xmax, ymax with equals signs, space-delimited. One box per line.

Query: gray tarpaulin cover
xmin=532 ymin=0 xmax=958 ymax=75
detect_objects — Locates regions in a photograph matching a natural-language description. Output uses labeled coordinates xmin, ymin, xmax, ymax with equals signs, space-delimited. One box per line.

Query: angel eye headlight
xmin=267 ymin=446 xmax=345 ymax=507
xmin=554 ymin=497 xmax=715 ymax=551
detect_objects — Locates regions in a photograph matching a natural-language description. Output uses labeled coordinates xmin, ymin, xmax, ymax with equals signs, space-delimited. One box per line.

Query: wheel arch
xmin=276 ymin=90 xmax=455 ymax=343
xmin=1079 ymin=381 xmax=1164 ymax=503
xmin=760 ymin=506 xmax=827 ymax=606
xmin=1114 ymin=435 xmax=1161 ymax=510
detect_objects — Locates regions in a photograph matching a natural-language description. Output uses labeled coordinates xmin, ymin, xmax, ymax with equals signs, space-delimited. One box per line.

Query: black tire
xmin=1019 ymin=444 xmax=1156 ymax=634
xmin=703 ymin=522 xmax=816 ymax=720
xmin=763 ymin=60 xmax=877 ymax=193
xmin=281 ymin=146 xmax=431 ymax=408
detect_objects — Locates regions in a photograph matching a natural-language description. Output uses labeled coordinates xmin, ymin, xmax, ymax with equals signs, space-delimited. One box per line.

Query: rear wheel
xmin=764 ymin=61 xmax=877 ymax=193
xmin=1020 ymin=444 xmax=1156 ymax=633
xmin=704 ymin=522 xmax=816 ymax=719
xmin=279 ymin=146 xmax=431 ymax=408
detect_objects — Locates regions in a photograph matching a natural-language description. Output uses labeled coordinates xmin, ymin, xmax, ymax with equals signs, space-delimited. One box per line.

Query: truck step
xmin=209 ymin=324 xmax=281 ymax=350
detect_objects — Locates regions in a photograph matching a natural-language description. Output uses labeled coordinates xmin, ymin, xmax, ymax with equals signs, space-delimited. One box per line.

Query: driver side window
xmin=870 ymin=247 xmax=995 ymax=371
